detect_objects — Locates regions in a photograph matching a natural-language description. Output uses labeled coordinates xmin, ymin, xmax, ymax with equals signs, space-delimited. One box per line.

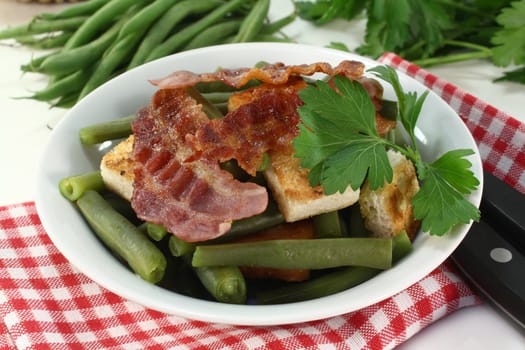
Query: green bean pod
xmin=128 ymin=0 xmax=222 ymax=69
xmin=146 ymin=222 xmax=168 ymax=242
xmin=183 ymin=19 xmax=243 ymax=50
xmin=37 ymin=0 xmax=110 ymax=21
xmin=0 ymin=16 xmax=87 ymax=40
xmin=194 ymin=265 xmax=247 ymax=304
xmin=76 ymin=190 xmax=167 ymax=284
xmin=313 ymin=211 xmax=344 ymax=238
xmin=59 ymin=171 xmax=106 ymax=201
xmin=231 ymin=0 xmax=270 ymax=43
xmin=20 ymin=68 xmax=91 ymax=102
xmin=145 ymin=0 xmax=246 ymax=63
xmin=168 ymin=235 xmax=196 ymax=257
xmin=192 ymin=237 xmax=392 ymax=270
xmin=117 ymin=0 xmax=179 ymax=40
xmin=15 ymin=32 xmax=73 ymax=49
xmin=79 ymin=115 xmax=134 ymax=145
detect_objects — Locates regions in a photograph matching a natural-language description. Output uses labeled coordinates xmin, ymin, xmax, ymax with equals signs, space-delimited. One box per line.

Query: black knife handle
xmin=453 ymin=219 xmax=525 ymax=327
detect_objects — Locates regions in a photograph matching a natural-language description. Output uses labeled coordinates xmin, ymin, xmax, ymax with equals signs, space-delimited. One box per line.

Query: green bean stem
xmin=15 ymin=32 xmax=73 ymax=49
xmin=145 ymin=0 xmax=246 ymax=63
xmin=59 ymin=171 xmax=106 ymax=201
xmin=79 ymin=115 xmax=134 ymax=145
xmin=231 ymin=0 xmax=270 ymax=43
xmin=194 ymin=265 xmax=247 ymax=304
xmin=76 ymin=190 xmax=167 ymax=284
xmin=192 ymin=237 xmax=392 ymax=270
xmin=256 ymin=231 xmax=413 ymax=304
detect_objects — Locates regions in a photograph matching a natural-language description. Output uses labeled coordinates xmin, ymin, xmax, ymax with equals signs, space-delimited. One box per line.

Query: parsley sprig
xmin=292 ymin=66 xmax=481 ymax=236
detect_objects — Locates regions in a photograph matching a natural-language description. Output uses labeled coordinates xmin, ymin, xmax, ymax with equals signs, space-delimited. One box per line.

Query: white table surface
xmin=1 ymin=1 xmax=524 ymax=349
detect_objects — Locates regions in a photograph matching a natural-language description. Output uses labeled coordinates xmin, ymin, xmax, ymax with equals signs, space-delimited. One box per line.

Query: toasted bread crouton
xmin=264 ymin=150 xmax=360 ymax=223
xmin=100 ymin=135 xmax=135 ymax=201
xmin=359 ymin=150 xmax=420 ymax=240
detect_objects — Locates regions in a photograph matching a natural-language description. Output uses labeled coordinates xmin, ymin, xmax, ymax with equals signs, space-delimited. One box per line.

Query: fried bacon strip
xmin=149 ymin=60 xmax=365 ymax=90
xmin=131 ymin=89 xmax=268 ymax=242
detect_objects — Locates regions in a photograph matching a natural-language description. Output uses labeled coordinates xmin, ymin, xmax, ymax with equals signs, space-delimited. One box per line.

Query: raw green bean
xmin=260 ymin=13 xmax=296 ymax=35
xmin=15 ymin=32 xmax=73 ymax=49
xmin=253 ymin=34 xmax=294 ymax=43
xmin=40 ymin=14 xmax=129 ymax=75
xmin=0 ymin=16 xmax=88 ymax=40
xmin=183 ymin=19 xmax=243 ymax=50
xmin=256 ymin=231 xmax=413 ymax=304
xmin=51 ymin=91 xmax=81 ymax=109
xmin=37 ymin=0 xmax=110 ymax=21
xmin=168 ymin=235 xmax=195 ymax=257
xmin=20 ymin=51 xmax=59 ymax=73
xmin=128 ymin=0 xmax=222 ymax=68
xmin=79 ymin=115 xmax=134 ymax=144
xmin=145 ymin=0 xmax=246 ymax=63
xmin=192 ymin=237 xmax=392 ymax=270
xmin=63 ymin=0 xmax=148 ymax=50
xmin=19 ymin=69 xmax=91 ymax=102
xmin=231 ymin=0 xmax=270 ymax=43
xmin=194 ymin=265 xmax=247 ymax=304
xmin=76 ymin=190 xmax=167 ymax=284
xmin=78 ymin=34 xmax=138 ymax=99
xmin=313 ymin=211 xmax=344 ymax=238
xmin=59 ymin=171 xmax=105 ymax=201
xmin=146 ymin=222 xmax=167 ymax=242
xmin=117 ymin=0 xmax=179 ymax=40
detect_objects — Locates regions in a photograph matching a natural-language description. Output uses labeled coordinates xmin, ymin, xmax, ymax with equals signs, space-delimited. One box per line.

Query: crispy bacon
xmin=149 ymin=60 xmax=364 ymax=90
xmin=189 ymin=80 xmax=305 ymax=176
xmin=131 ymin=89 xmax=268 ymax=242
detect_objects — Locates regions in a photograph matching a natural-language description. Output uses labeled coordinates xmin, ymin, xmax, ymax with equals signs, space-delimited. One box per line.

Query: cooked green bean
xmin=192 ymin=237 xmax=392 ymax=270
xmin=194 ymin=265 xmax=247 ymax=304
xmin=79 ymin=115 xmax=134 ymax=145
xmin=168 ymin=235 xmax=196 ymax=257
xmin=185 ymin=87 xmax=224 ymax=120
xmin=0 ymin=16 xmax=87 ymax=40
xmin=37 ymin=0 xmax=110 ymax=21
xmin=183 ymin=19 xmax=243 ymax=50
xmin=128 ymin=0 xmax=221 ymax=68
xmin=59 ymin=171 xmax=105 ymax=201
xmin=313 ymin=211 xmax=344 ymax=238
xmin=146 ymin=222 xmax=168 ymax=242
xmin=201 ymin=91 xmax=233 ymax=104
xmin=63 ymin=0 xmax=148 ymax=50
xmin=145 ymin=0 xmax=246 ymax=63
xmin=231 ymin=0 xmax=269 ymax=43
xmin=256 ymin=231 xmax=412 ymax=304
xmin=76 ymin=190 xmax=167 ymax=284
xmin=40 ymin=14 xmax=129 ymax=75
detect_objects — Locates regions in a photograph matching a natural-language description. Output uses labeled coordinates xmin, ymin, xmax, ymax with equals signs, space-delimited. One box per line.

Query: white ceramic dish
xmin=35 ymin=43 xmax=483 ymax=326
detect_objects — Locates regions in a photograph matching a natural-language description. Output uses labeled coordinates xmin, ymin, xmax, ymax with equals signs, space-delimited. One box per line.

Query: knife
xmin=452 ymin=170 xmax=525 ymax=328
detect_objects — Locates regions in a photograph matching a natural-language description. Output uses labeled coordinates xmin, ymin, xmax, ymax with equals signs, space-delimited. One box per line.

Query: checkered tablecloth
xmin=1 ymin=53 xmax=524 ymax=349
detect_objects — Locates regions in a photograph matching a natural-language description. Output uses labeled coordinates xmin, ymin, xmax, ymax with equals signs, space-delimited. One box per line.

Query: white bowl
xmin=35 ymin=43 xmax=483 ymax=326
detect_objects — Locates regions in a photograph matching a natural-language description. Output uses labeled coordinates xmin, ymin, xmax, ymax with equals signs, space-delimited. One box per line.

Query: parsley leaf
xmin=491 ymin=0 xmax=525 ymax=67
xmin=293 ymin=66 xmax=481 ymax=236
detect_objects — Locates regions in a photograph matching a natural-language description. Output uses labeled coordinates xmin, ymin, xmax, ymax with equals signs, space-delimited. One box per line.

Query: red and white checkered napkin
xmin=1 ymin=53 xmax=523 ymax=350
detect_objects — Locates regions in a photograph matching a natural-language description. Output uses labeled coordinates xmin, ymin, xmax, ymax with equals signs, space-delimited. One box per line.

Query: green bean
xmin=51 ymin=91 xmax=81 ymax=109
xmin=40 ymin=14 xmax=129 ymax=75
xmin=231 ymin=0 xmax=270 ymax=43
xmin=79 ymin=115 xmax=134 ymax=144
xmin=201 ymin=91 xmax=233 ymax=104
xmin=313 ymin=211 xmax=344 ymax=238
xmin=128 ymin=0 xmax=222 ymax=69
xmin=192 ymin=237 xmax=392 ymax=270
xmin=380 ymin=99 xmax=398 ymax=121
xmin=183 ymin=19 xmax=243 ymax=50
xmin=346 ymin=204 xmax=369 ymax=237
xmin=59 ymin=171 xmax=105 ymax=201
xmin=253 ymin=34 xmax=294 ymax=43
xmin=78 ymin=34 xmax=137 ymax=99
xmin=37 ymin=0 xmax=110 ymax=21
xmin=146 ymin=222 xmax=168 ymax=242
xmin=63 ymin=0 xmax=148 ymax=50
xmin=20 ymin=51 xmax=59 ymax=73
xmin=117 ymin=0 xmax=179 ymax=40
xmin=15 ymin=32 xmax=73 ymax=49
xmin=256 ymin=231 xmax=413 ymax=304
xmin=19 ymin=69 xmax=91 ymax=102
xmin=194 ymin=265 xmax=247 ymax=304
xmin=185 ymin=87 xmax=224 ymax=120
xmin=260 ymin=13 xmax=296 ymax=35
xmin=76 ymin=190 xmax=167 ymax=284
xmin=168 ymin=235 xmax=196 ymax=257
xmin=0 ymin=16 xmax=88 ymax=40
xmin=145 ymin=0 xmax=246 ymax=63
